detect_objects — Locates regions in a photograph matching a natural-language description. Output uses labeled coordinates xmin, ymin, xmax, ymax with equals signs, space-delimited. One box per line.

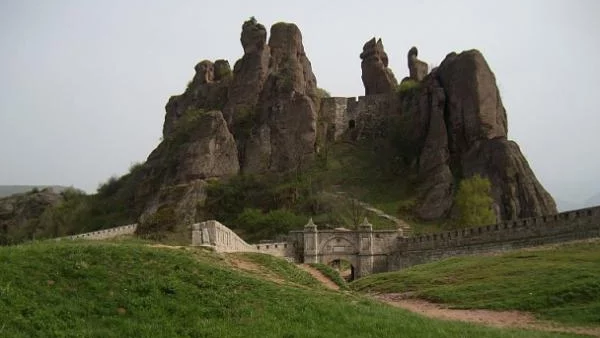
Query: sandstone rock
xmin=360 ymin=38 xmax=398 ymax=95
xmin=0 ymin=188 xmax=64 ymax=244
xmin=407 ymin=47 xmax=428 ymax=81
xmin=414 ymin=78 xmax=454 ymax=220
xmin=242 ymin=22 xmax=319 ymax=174
xmin=136 ymin=110 xmax=239 ymax=229
xmin=461 ymin=139 xmax=557 ymax=220
xmin=163 ymin=60 xmax=232 ymax=137
xmin=223 ymin=18 xmax=270 ymax=127
xmin=142 ymin=110 xmax=238 ymax=186
xmin=437 ymin=50 xmax=508 ymax=156
xmin=406 ymin=49 xmax=556 ymax=220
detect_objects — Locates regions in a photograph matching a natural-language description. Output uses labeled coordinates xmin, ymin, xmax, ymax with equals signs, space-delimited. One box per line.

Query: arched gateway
xmin=292 ymin=218 xmax=403 ymax=279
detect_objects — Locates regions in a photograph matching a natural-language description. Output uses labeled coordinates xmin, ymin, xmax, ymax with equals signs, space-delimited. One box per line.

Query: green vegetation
xmin=234 ymin=208 xmax=306 ymax=242
xmin=315 ymin=87 xmax=331 ymax=98
xmin=454 ymin=174 xmax=496 ymax=228
xmin=396 ymin=79 xmax=420 ymax=93
xmin=1 ymin=162 xmax=145 ymax=245
xmin=0 ymin=240 xmax=576 ymax=337
xmin=308 ymin=263 xmax=348 ymax=290
xmin=203 ymin=139 xmax=434 ymax=241
xmin=350 ymin=241 xmax=600 ymax=325
xmin=232 ymin=253 xmax=322 ymax=288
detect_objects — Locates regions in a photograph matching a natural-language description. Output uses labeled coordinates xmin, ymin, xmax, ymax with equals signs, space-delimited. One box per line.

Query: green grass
xmin=0 ymin=241 xmax=578 ymax=337
xmin=230 ymin=252 xmax=323 ymax=288
xmin=308 ymin=263 xmax=349 ymax=290
xmin=351 ymin=241 xmax=600 ymax=326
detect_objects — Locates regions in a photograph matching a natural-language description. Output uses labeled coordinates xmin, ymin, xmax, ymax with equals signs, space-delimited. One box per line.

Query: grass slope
xmin=0 ymin=241 xmax=577 ymax=337
xmin=308 ymin=263 xmax=349 ymax=290
xmin=351 ymin=241 xmax=600 ymax=326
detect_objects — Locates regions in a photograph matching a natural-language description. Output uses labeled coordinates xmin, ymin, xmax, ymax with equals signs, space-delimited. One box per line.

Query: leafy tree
xmin=454 ymin=175 xmax=496 ymax=228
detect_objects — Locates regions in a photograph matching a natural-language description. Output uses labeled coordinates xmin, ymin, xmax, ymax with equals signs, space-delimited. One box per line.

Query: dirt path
xmin=323 ymin=190 xmax=412 ymax=235
xmin=298 ymin=264 xmax=340 ymax=291
xmin=373 ymin=293 xmax=600 ymax=337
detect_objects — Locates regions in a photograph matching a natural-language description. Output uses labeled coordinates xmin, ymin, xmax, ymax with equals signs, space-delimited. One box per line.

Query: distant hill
xmin=585 ymin=192 xmax=600 ymax=208
xmin=0 ymin=185 xmax=71 ymax=198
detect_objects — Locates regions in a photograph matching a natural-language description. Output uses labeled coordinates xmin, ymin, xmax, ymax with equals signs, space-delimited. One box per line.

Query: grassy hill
xmin=351 ymin=240 xmax=600 ymax=326
xmin=0 ymin=240 xmax=578 ymax=337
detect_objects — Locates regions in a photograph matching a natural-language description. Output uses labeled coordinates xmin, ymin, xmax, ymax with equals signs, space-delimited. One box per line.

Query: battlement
xmin=389 ymin=206 xmax=600 ymax=270
xmin=60 ymin=224 xmax=138 ymax=241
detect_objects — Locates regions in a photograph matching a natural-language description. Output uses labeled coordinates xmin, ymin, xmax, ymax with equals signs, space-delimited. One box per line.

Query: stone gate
xmin=289 ymin=218 xmax=403 ymax=279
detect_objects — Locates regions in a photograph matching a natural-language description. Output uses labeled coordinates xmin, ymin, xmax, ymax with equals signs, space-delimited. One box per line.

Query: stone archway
xmin=326 ymin=257 xmax=357 ymax=281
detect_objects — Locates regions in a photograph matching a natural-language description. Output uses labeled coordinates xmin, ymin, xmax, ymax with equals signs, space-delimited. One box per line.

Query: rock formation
xmin=134 ymin=18 xmax=320 ymax=229
xmin=243 ymin=22 xmax=318 ymax=173
xmin=360 ymin=38 xmax=398 ymax=95
xmin=407 ymin=47 xmax=428 ymax=81
xmin=132 ymin=20 xmax=556 ymax=234
xmin=395 ymin=49 xmax=556 ymax=220
xmin=0 ymin=188 xmax=64 ymax=244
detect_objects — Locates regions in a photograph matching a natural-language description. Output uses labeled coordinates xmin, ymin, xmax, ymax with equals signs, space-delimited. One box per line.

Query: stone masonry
xmin=192 ymin=205 xmax=600 ymax=279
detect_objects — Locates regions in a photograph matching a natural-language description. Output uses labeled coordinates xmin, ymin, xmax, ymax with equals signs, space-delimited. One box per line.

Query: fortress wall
xmin=253 ymin=242 xmax=297 ymax=259
xmin=192 ymin=220 xmax=297 ymax=258
xmin=63 ymin=224 xmax=138 ymax=240
xmin=389 ymin=206 xmax=600 ymax=270
xmin=319 ymin=94 xmax=394 ymax=141
xmin=192 ymin=220 xmax=255 ymax=253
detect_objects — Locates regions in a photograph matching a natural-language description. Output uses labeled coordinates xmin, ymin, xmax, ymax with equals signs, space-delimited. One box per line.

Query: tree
xmin=454 ymin=175 xmax=496 ymax=228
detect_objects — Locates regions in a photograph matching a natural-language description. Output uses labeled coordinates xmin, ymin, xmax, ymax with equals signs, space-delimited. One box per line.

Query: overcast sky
xmin=1 ymin=0 xmax=599 ymax=207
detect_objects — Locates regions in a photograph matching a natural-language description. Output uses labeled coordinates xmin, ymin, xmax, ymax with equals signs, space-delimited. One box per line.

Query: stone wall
xmin=61 ymin=224 xmax=138 ymax=240
xmin=192 ymin=220 xmax=296 ymax=257
xmin=389 ymin=206 xmax=600 ymax=270
xmin=319 ymin=94 xmax=394 ymax=142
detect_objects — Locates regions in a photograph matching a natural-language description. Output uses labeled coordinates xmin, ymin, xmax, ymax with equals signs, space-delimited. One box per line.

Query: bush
xmin=315 ymin=87 xmax=331 ymax=98
xmin=396 ymin=79 xmax=420 ymax=93
xmin=136 ymin=205 xmax=177 ymax=240
xmin=234 ymin=208 xmax=305 ymax=242
xmin=454 ymin=174 xmax=496 ymax=228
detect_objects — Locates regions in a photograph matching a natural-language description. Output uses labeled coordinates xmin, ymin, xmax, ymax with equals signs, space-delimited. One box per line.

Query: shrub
xmin=396 ymin=79 xmax=420 ymax=93
xmin=315 ymin=87 xmax=331 ymax=98
xmin=234 ymin=208 xmax=305 ymax=242
xmin=454 ymin=174 xmax=496 ymax=228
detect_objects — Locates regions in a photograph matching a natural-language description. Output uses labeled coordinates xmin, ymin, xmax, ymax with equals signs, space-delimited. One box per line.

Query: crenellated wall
xmin=389 ymin=206 xmax=600 ymax=270
xmin=60 ymin=224 xmax=138 ymax=241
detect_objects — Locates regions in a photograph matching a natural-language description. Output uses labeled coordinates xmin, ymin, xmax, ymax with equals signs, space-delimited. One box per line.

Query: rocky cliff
xmin=132 ymin=20 xmax=555 ymax=236
xmin=133 ymin=19 xmax=320 ymax=234
xmin=0 ymin=188 xmax=64 ymax=244
xmin=358 ymin=42 xmax=556 ymax=221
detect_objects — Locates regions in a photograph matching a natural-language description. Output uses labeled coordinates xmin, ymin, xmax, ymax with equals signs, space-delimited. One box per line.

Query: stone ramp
xmin=192 ymin=220 xmax=293 ymax=258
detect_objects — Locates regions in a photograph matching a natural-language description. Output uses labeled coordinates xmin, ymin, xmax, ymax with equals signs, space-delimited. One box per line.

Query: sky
xmin=1 ymin=0 xmax=599 ymax=208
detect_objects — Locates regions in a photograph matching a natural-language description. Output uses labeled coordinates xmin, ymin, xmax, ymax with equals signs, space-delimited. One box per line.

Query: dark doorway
xmin=329 ymin=259 xmax=355 ymax=281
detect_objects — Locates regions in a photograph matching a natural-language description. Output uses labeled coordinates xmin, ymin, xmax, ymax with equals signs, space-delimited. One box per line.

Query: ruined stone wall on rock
xmin=318 ymin=93 xmax=394 ymax=142
xmin=388 ymin=206 xmax=600 ymax=271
